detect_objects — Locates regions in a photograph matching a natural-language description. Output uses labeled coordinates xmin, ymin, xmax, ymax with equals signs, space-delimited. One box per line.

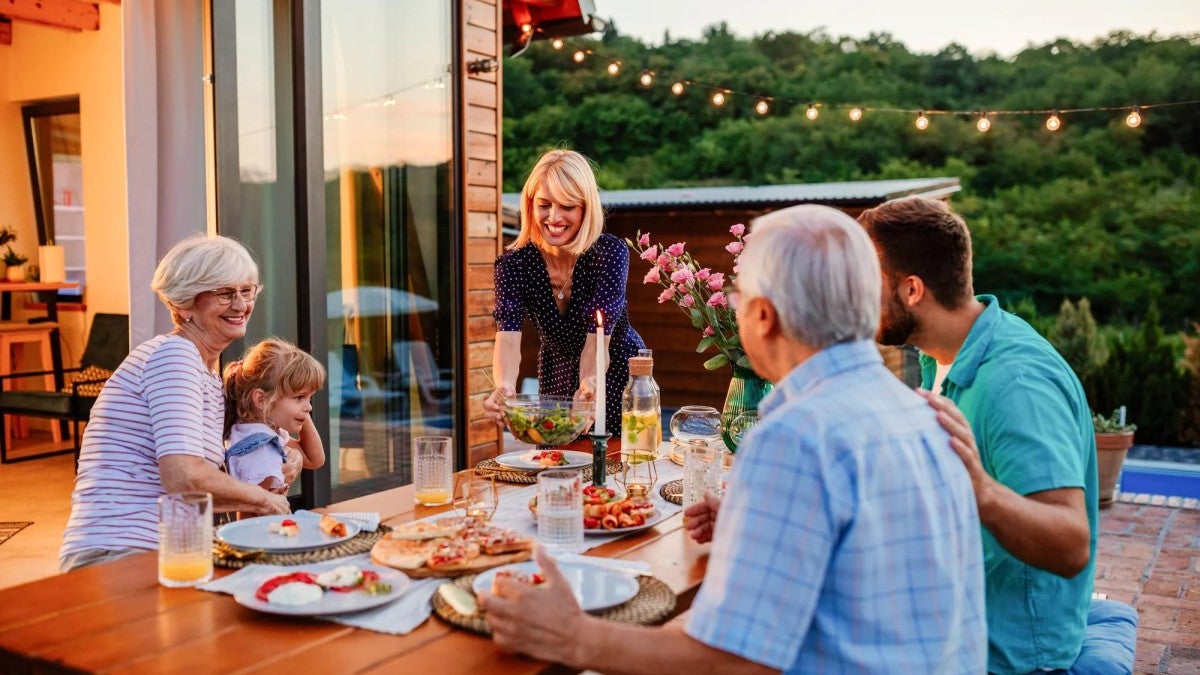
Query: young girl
xmin=223 ymin=338 xmax=326 ymax=493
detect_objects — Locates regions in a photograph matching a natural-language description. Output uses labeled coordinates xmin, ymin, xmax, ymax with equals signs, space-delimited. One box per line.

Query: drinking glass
xmin=682 ymin=440 xmax=724 ymax=506
xmin=158 ymin=492 xmax=213 ymax=588
xmin=722 ymin=410 xmax=760 ymax=453
xmin=413 ymin=436 xmax=454 ymax=505
xmin=453 ymin=469 xmax=498 ymax=522
xmin=537 ymin=469 xmax=584 ymax=552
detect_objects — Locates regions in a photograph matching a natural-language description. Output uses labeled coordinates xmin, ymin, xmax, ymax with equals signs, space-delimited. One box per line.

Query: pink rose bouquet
xmin=626 ymin=224 xmax=750 ymax=371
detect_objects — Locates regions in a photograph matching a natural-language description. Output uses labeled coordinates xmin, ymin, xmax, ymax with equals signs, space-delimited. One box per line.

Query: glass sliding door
xmin=209 ymin=0 xmax=460 ymax=505
xmin=322 ymin=0 xmax=457 ymax=501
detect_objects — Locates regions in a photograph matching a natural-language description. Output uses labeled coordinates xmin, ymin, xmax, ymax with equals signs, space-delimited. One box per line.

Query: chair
xmin=391 ymin=340 xmax=454 ymax=411
xmin=0 ymin=313 xmax=129 ymax=464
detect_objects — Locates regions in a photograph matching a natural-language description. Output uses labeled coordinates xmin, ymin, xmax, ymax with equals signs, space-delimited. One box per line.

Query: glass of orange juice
xmin=413 ymin=436 xmax=453 ymax=505
xmin=158 ymin=492 xmax=213 ymax=588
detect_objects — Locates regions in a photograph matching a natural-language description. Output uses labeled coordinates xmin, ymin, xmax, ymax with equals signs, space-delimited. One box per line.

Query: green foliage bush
xmin=504 ymin=29 xmax=1200 ymax=328
xmin=1087 ymin=305 xmax=1191 ymax=445
xmin=1181 ymin=324 xmax=1200 ymax=447
xmin=1048 ymin=298 xmax=1108 ymax=383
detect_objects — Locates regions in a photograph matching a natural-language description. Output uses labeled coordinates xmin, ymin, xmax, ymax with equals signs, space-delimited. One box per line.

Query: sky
xmin=595 ymin=0 xmax=1200 ymax=56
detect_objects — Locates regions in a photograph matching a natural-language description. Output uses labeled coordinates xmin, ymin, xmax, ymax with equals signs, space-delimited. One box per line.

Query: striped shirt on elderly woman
xmin=59 ymin=335 xmax=225 ymax=567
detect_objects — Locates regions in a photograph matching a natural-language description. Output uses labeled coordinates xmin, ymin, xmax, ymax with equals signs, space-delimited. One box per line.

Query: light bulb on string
xmin=639 ymin=71 xmax=654 ymax=87
xmin=1125 ymin=107 xmax=1142 ymax=128
xmin=1045 ymin=113 xmax=1061 ymax=131
xmin=671 ymin=81 xmax=685 ymax=96
xmin=849 ymin=107 xmax=863 ymax=122
xmin=805 ymin=104 xmax=819 ymax=120
xmin=976 ymin=113 xmax=991 ymax=133
xmin=755 ymin=99 xmax=770 ymax=115
xmin=915 ymin=111 xmax=930 ymax=130
xmin=711 ymin=91 xmax=726 ymax=107
xmin=607 ymin=61 xmax=621 ymax=76
xmin=520 ymin=23 xmax=533 ymax=35
xmin=573 ymin=50 xmax=586 ymax=63
xmin=551 ymin=38 xmax=563 ymax=50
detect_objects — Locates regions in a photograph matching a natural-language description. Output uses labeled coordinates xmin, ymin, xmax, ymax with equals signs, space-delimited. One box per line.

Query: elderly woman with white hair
xmin=58 ymin=235 xmax=295 ymax=572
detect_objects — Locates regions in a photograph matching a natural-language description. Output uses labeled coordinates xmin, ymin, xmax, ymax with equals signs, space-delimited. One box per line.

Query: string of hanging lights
xmin=530 ymin=33 xmax=1198 ymax=133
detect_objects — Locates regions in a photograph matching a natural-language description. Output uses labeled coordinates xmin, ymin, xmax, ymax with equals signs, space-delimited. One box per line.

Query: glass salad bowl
xmin=501 ymin=394 xmax=595 ymax=447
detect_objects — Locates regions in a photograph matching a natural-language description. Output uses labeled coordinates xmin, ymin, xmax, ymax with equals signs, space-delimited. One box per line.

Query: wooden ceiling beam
xmin=0 ymin=0 xmax=100 ymax=33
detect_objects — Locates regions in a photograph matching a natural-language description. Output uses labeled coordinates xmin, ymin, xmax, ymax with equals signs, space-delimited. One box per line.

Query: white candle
xmin=595 ymin=311 xmax=606 ymax=435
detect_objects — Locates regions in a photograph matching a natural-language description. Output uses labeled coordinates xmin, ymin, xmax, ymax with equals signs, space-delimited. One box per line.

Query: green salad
xmin=503 ymin=404 xmax=590 ymax=446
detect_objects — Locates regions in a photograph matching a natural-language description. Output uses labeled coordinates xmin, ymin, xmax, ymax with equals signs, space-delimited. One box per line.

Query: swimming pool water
xmin=1119 ymin=460 xmax=1200 ymax=500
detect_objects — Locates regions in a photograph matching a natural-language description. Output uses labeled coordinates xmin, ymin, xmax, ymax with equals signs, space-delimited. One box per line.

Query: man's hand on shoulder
xmin=917 ymin=389 xmax=1000 ymax=509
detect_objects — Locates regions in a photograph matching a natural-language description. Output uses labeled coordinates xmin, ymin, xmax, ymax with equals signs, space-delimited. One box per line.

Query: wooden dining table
xmin=0 ymin=443 xmax=710 ymax=674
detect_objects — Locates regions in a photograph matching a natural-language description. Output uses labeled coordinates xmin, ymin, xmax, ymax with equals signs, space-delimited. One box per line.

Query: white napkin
xmin=200 ymin=553 xmax=441 ymax=635
xmin=296 ymin=510 xmax=380 ymax=532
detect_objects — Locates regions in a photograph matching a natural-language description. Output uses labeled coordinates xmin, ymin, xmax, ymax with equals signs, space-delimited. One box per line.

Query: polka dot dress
xmin=494 ymin=232 xmax=645 ymax=427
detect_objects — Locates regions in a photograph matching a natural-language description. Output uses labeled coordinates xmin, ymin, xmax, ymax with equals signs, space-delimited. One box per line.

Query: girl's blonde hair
xmin=510 ymin=149 xmax=604 ymax=257
xmin=223 ymin=338 xmax=325 ymax=438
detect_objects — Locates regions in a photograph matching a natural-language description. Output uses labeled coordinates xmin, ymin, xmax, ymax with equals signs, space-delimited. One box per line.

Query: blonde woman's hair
xmin=151 ymin=235 xmax=260 ymax=326
xmin=223 ymin=338 xmax=326 ymax=438
xmin=510 ymin=149 xmax=604 ymax=257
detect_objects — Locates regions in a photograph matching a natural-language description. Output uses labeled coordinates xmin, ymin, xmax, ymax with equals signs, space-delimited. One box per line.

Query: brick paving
xmin=1095 ymin=502 xmax=1200 ymax=673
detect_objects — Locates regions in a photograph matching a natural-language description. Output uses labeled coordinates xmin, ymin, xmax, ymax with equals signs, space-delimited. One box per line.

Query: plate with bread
xmin=370 ymin=516 xmax=535 ymax=578
xmin=471 ymin=560 xmax=639 ymax=612
xmin=217 ymin=512 xmax=359 ymax=553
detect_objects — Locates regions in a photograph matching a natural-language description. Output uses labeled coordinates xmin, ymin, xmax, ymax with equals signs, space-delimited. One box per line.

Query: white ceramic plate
xmin=234 ymin=564 xmax=409 ymax=616
xmin=584 ymin=508 xmax=665 ymax=536
xmin=472 ymin=560 xmax=638 ymax=612
xmin=494 ymin=449 xmax=593 ymax=471
xmin=216 ymin=512 xmax=360 ymax=553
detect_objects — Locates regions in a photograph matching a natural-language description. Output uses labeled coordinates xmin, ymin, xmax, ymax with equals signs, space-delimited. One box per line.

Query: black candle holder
xmin=588 ymin=433 xmax=611 ymax=486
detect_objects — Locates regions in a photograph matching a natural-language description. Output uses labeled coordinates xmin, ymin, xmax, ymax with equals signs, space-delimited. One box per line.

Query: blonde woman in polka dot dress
xmin=484 ymin=149 xmax=645 ymax=429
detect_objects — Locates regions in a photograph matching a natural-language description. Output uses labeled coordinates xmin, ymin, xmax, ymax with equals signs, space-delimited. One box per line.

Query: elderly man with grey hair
xmin=479 ymin=205 xmax=987 ymax=674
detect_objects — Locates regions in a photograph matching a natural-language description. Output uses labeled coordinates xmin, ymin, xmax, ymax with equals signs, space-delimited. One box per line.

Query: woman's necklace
xmin=548 ymin=260 xmax=576 ymax=301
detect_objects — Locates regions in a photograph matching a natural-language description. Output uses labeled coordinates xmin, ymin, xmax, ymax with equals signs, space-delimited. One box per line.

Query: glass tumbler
xmin=682 ymin=440 xmax=725 ymax=507
xmin=158 ymin=492 xmax=213 ymax=588
xmin=537 ymin=469 xmax=584 ymax=553
xmin=413 ymin=436 xmax=454 ymax=505
xmin=453 ymin=469 xmax=498 ymax=522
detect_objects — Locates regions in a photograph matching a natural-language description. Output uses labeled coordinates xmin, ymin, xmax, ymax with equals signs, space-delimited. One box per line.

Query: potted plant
xmin=1094 ymin=406 xmax=1136 ymax=508
xmin=3 ymin=246 xmax=28 ymax=282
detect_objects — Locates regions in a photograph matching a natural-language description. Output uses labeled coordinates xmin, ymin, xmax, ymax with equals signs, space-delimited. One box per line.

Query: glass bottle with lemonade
xmin=621 ymin=355 xmax=661 ymax=497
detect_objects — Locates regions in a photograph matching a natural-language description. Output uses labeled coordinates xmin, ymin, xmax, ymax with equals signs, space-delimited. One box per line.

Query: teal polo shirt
xmin=920 ymin=295 xmax=1098 ymax=675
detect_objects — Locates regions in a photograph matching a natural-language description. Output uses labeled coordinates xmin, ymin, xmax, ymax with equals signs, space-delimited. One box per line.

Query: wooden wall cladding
xmin=462 ymin=0 xmax=504 ymax=466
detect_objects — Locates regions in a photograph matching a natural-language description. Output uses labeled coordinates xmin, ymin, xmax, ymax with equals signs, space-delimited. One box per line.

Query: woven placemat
xmin=432 ymin=572 xmax=676 ymax=635
xmin=475 ymin=457 xmax=622 ymax=484
xmin=213 ymin=525 xmax=392 ymax=569
xmin=659 ymin=479 xmax=683 ymax=506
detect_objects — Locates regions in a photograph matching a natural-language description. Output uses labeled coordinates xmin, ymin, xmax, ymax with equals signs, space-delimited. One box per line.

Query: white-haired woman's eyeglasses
xmin=205 ymin=284 xmax=261 ymax=306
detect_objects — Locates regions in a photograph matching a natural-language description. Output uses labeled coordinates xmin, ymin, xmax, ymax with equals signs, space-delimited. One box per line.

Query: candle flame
xmin=596 ymin=310 xmax=603 ymax=328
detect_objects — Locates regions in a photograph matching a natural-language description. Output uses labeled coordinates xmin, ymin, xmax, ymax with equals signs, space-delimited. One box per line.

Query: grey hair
xmin=151 ymin=235 xmax=260 ymax=325
xmin=739 ymin=204 xmax=881 ymax=349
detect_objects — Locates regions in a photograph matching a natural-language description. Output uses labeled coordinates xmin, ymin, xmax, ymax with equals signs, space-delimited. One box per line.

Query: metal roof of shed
xmin=502 ymin=177 xmax=960 ymax=215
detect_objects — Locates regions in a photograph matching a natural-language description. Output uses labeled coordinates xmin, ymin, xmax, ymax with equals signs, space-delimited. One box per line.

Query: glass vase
xmin=720 ymin=365 xmax=772 ymax=453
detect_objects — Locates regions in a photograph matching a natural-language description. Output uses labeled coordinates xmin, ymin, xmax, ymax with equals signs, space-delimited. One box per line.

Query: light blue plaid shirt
xmin=686 ymin=340 xmax=987 ymax=673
